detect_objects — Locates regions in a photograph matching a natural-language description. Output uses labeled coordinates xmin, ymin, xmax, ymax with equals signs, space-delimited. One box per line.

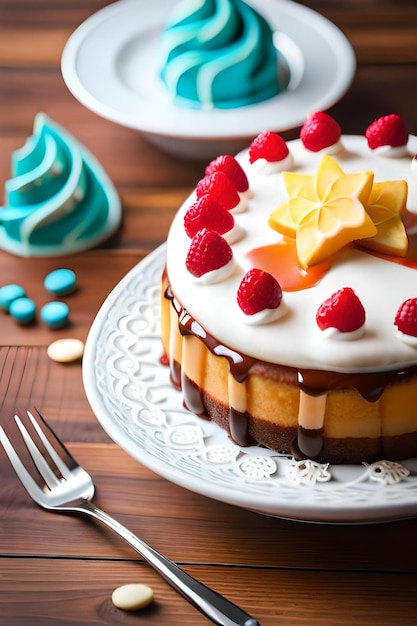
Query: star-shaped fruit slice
xmin=269 ymin=155 xmax=377 ymax=267
xmin=357 ymin=180 xmax=408 ymax=256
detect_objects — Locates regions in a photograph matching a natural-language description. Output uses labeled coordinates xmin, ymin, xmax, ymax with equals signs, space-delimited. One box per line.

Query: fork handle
xmin=75 ymin=500 xmax=259 ymax=626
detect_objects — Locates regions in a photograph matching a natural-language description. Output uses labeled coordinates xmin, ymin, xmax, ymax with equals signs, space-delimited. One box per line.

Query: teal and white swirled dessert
xmin=160 ymin=0 xmax=282 ymax=109
xmin=0 ymin=113 xmax=121 ymax=257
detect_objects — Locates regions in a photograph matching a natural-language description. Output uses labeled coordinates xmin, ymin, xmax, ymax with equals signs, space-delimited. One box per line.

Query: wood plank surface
xmin=2 ymin=558 xmax=417 ymax=626
xmin=1 ymin=1 xmax=417 ymax=624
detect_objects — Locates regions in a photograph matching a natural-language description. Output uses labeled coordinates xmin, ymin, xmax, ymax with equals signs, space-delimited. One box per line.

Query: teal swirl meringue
xmin=160 ymin=0 xmax=282 ymax=109
xmin=0 ymin=113 xmax=121 ymax=257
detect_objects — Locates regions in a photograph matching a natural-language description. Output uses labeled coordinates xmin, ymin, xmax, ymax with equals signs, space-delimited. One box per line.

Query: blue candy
xmin=9 ymin=297 xmax=36 ymax=324
xmin=41 ymin=301 xmax=70 ymax=328
xmin=0 ymin=284 xmax=26 ymax=311
xmin=44 ymin=269 xmax=76 ymax=296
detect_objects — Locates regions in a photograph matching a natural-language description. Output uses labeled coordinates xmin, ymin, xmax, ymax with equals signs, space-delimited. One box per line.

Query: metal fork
xmin=0 ymin=409 xmax=259 ymax=626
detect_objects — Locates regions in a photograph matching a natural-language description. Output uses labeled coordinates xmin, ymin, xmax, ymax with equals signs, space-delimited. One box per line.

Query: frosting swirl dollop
xmin=0 ymin=113 xmax=121 ymax=257
xmin=160 ymin=0 xmax=282 ymax=109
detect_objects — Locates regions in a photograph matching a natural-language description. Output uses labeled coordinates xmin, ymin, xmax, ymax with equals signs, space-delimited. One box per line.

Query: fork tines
xmin=0 ymin=409 xmax=73 ymax=496
xmin=16 ymin=409 xmax=73 ymax=484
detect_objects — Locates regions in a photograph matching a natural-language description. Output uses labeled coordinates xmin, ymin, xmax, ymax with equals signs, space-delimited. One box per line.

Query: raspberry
xmin=185 ymin=229 xmax=233 ymax=278
xmin=365 ymin=114 xmax=408 ymax=149
xmin=237 ymin=268 xmax=282 ymax=315
xmin=196 ymin=171 xmax=240 ymax=211
xmin=248 ymin=131 xmax=289 ymax=163
xmin=394 ymin=298 xmax=417 ymax=337
xmin=316 ymin=287 xmax=365 ymax=332
xmin=205 ymin=154 xmax=249 ymax=192
xmin=300 ymin=111 xmax=341 ymax=152
xmin=183 ymin=194 xmax=234 ymax=238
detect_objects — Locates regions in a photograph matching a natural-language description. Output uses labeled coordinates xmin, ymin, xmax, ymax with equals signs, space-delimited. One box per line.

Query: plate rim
xmin=61 ymin=0 xmax=356 ymax=141
xmin=83 ymin=244 xmax=417 ymax=524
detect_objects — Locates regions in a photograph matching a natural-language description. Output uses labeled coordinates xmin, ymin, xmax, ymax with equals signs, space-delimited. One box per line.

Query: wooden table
xmin=1 ymin=1 xmax=417 ymax=624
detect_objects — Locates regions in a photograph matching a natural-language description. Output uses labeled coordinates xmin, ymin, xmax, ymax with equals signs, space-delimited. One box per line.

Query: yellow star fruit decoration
xmin=358 ymin=180 xmax=408 ymax=256
xmin=269 ymin=155 xmax=408 ymax=267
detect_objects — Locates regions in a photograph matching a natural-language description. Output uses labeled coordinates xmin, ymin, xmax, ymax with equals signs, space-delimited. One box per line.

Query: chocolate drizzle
xmin=294 ymin=425 xmax=324 ymax=459
xmin=164 ymin=284 xmax=417 ymax=458
xmin=298 ymin=367 xmax=417 ymax=403
xmin=182 ymin=375 xmax=205 ymax=415
xmin=229 ymin=407 xmax=254 ymax=446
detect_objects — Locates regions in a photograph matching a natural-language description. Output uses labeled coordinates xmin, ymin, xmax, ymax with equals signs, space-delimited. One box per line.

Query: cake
xmin=161 ymin=111 xmax=417 ymax=464
xmin=159 ymin=0 xmax=283 ymax=109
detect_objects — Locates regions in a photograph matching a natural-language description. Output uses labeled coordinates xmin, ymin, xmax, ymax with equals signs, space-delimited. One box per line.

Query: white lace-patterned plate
xmin=83 ymin=245 xmax=417 ymax=524
xmin=61 ymin=0 xmax=355 ymax=159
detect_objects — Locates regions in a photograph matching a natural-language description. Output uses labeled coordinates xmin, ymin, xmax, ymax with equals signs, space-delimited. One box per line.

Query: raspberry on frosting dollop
xmin=316 ymin=287 xmax=366 ymax=339
xmin=365 ymin=113 xmax=409 ymax=152
xmin=300 ymin=111 xmax=342 ymax=153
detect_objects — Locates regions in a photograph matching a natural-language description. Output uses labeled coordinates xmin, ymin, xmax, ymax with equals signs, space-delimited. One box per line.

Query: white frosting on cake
xmin=250 ymin=152 xmax=294 ymax=175
xmin=192 ymin=257 xmax=236 ymax=284
xmin=166 ymin=135 xmax=417 ymax=374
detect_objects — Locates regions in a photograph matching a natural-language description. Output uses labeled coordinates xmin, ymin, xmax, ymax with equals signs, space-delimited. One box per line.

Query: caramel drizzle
xmin=165 ymin=285 xmax=417 ymax=459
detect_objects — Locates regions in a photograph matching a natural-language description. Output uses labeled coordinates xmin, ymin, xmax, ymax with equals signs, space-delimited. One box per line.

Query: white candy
xmin=111 ymin=583 xmax=154 ymax=611
xmin=47 ymin=338 xmax=84 ymax=363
